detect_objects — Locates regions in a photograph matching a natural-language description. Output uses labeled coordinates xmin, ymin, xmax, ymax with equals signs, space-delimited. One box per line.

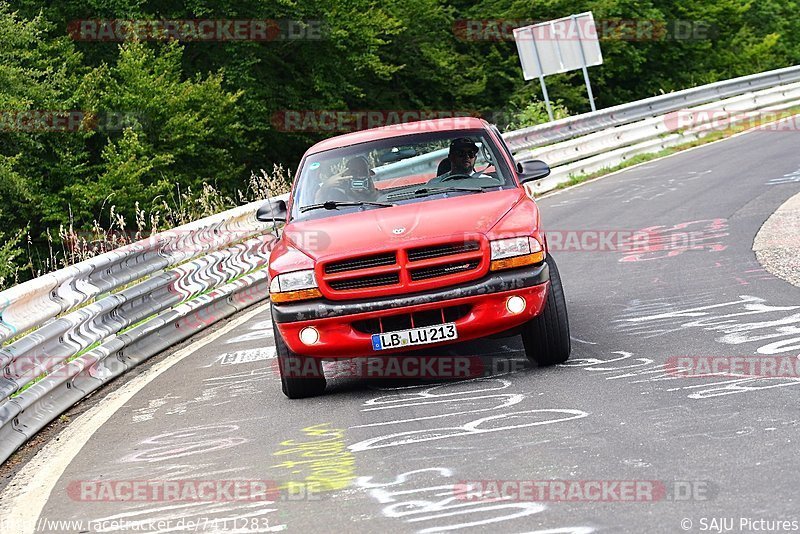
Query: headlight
xmin=490 ymin=237 xmax=545 ymax=271
xmin=491 ymin=237 xmax=533 ymax=260
xmin=269 ymin=270 xmax=322 ymax=303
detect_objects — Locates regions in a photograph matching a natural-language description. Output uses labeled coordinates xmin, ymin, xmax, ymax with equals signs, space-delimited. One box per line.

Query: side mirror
xmin=256 ymin=199 xmax=288 ymax=224
xmin=517 ymin=160 xmax=551 ymax=184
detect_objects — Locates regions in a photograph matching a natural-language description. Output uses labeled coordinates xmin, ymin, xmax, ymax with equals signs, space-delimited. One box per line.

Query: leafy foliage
xmin=1 ymin=0 xmax=799 ymax=288
xmin=0 ymin=229 xmax=24 ymax=287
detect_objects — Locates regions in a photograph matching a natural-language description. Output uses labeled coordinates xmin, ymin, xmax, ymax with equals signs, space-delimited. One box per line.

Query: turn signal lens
xmin=490 ymin=251 xmax=545 ymax=271
xmin=270 ymin=288 xmax=323 ymax=303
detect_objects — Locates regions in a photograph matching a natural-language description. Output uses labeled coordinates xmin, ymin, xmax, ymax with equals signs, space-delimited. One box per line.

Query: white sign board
xmin=513 ymin=12 xmax=603 ymax=80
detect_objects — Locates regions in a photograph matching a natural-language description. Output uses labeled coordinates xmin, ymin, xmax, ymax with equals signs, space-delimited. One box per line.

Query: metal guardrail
xmin=503 ymin=64 xmax=800 ymax=152
xmin=513 ymin=77 xmax=800 ymax=195
xmin=1 ymin=64 xmax=799 ymax=465
xmin=0 ymin=197 xmax=288 ymax=463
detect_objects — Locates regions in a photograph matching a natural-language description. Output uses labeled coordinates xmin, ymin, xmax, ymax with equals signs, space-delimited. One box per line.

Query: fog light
xmin=299 ymin=327 xmax=320 ymax=345
xmin=506 ymin=296 xmax=526 ymax=314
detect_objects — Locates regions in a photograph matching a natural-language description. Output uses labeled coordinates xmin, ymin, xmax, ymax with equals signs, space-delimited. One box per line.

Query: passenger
xmin=316 ymin=156 xmax=377 ymax=202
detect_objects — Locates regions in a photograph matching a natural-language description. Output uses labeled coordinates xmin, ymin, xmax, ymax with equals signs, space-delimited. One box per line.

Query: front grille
xmin=328 ymin=272 xmax=400 ymax=291
xmin=325 ymin=252 xmax=396 ymax=274
xmin=323 ymin=239 xmax=485 ymax=296
xmin=410 ymin=261 xmax=480 ymax=281
xmin=352 ymin=305 xmax=472 ymax=335
xmin=407 ymin=241 xmax=480 ymax=262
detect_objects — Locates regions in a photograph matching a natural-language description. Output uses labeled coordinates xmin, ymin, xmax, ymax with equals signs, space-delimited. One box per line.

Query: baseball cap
xmin=449 ymin=137 xmax=478 ymax=153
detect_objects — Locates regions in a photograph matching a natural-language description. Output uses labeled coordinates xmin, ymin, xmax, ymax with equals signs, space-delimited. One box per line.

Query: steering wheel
xmin=440 ymin=172 xmax=474 ymax=182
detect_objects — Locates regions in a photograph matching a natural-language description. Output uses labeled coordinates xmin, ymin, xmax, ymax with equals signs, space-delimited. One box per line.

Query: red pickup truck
xmin=258 ymin=117 xmax=570 ymax=398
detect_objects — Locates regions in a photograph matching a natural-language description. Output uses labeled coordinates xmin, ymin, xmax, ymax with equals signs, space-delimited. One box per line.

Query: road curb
xmin=753 ymin=191 xmax=800 ymax=287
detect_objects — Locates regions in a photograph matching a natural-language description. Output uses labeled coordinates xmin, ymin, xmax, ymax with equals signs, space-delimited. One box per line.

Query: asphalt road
xmin=11 ymin=126 xmax=800 ymax=533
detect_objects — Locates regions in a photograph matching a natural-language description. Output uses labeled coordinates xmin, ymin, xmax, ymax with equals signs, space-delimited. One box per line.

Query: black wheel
xmin=272 ymin=314 xmax=326 ymax=398
xmin=521 ymin=254 xmax=571 ymax=365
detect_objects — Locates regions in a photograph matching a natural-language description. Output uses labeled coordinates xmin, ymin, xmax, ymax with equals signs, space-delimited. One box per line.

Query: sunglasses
xmin=453 ymin=149 xmax=477 ymax=158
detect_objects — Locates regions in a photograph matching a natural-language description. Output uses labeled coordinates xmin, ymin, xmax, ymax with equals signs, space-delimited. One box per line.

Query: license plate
xmin=371 ymin=323 xmax=458 ymax=351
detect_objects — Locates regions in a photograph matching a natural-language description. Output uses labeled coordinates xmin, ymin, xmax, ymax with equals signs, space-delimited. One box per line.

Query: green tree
xmin=0 ymin=4 xmax=87 ymax=252
xmin=65 ymin=39 xmax=244 ymax=222
xmin=2 ymin=0 xmax=800 ymax=284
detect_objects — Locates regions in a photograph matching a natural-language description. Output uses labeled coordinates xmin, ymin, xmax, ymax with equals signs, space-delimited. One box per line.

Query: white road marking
xmin=219 ymin=347 xmax=276 ymax=364
xmin=0 ymin=302 xmax=271 ymax=534
xmin=767 ymin=168 xmax=800 ymax=185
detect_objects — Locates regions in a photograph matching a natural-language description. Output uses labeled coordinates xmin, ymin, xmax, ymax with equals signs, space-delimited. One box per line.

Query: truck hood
xmin=282 ymin=188 xmax=525 ymax=261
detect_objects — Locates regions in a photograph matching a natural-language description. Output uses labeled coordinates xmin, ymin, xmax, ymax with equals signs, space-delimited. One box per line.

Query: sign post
xmin=513 ymin=12 xmax=603 ymax=117
xmin=529 ymin=35 xmax=554 ymax=121
xmin=572 ymin=14 xmax=597 ymax=112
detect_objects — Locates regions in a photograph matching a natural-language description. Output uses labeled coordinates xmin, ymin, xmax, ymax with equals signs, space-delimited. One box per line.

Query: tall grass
xmin=1 ymin=166 xmax=292 ymax=291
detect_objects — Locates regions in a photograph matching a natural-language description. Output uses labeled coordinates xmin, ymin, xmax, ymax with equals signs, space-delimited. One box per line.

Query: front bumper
xmin=272 ymin=262 xmax=549 ymax=357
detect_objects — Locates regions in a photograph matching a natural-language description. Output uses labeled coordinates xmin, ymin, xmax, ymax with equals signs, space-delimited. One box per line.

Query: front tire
xmin=521 ymin=254 xmax=571 ymax=365
xmin=272 ymin=314 xmax=326 ymax=398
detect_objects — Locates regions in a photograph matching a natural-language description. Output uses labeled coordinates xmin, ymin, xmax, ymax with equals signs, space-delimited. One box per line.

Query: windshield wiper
xmin=415 ymin=186 xmax=483 ymax=194
xmin=386 ymin=186 xmax=485 ymax=201
xmin=300 ymin=200 xmax=395 ymax=213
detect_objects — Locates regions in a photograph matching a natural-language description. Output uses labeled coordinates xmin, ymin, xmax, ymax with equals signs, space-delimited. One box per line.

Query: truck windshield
xmin=290 ymin=129 xmax=514 ymax=221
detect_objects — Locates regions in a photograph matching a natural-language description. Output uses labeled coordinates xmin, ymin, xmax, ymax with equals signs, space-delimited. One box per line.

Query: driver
xmin=430 ymin=137 xmax=491 ymax=183
xmin=315 ymin=155 xmax=377 ymax=202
